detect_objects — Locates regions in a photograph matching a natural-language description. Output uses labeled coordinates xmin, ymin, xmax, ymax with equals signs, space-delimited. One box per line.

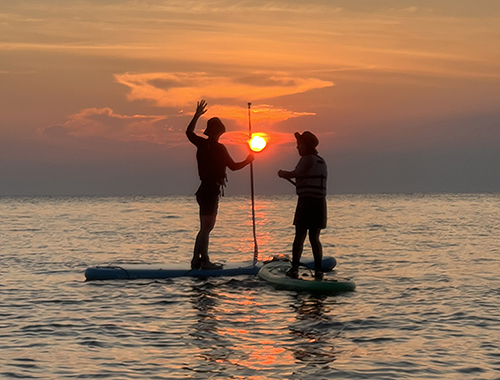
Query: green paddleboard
xmin=258 ymin=260 xmax=356 ymax=293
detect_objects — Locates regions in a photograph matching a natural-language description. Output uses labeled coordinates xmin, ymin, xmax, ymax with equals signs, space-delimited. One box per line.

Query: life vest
xmin=196 ymin=140 xmax=227 ymax=186
xmin=296 ymin=155 xmax=327 ymax=198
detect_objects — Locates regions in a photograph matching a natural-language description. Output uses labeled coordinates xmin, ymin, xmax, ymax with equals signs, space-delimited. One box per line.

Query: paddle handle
xmin=248 ymin=102 xmax=259 ymax=265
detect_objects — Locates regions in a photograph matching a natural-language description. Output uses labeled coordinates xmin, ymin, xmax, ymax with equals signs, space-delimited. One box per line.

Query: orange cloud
xmin=39 ymin=73 xmax=331 ymax=145
xmin=39 ymin=105 xmax=303 ymax=147
xmin=114 ymin=71 xmax=334 ymax=108
xmin=210 ymin=103 xmax=315 ymax=129
xmin=40 ymin=107 xmax=177 ymax=144
xmin=113 ymin=71 xmax=329 ymax=129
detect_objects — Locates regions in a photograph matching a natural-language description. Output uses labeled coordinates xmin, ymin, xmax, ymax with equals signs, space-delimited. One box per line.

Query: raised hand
xmin=195 ymin=99 xmax=208 ymax=118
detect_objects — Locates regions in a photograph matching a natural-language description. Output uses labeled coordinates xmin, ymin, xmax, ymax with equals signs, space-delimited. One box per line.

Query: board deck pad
xmin=258 ymin=260 xmax=355 ymax=293
xmin=85 ymin=256 xmax=337 ymax=280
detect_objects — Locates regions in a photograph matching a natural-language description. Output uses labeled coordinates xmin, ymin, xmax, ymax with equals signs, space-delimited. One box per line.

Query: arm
xmin=278 ymin=156 xmax=313 ymax=179
xmin=186 ymin=99 xmax=208 ymax=144
xmin=222 ymin=146 xmax=254 ymax=171
xmin=278 ymin=169 xmax=295 ymax=179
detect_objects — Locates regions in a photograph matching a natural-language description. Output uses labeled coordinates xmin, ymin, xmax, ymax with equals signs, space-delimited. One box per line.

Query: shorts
xmin=293 ymin=196 xmax=327 ymax=229
xmin=196 ymin=182 xmax=221 ymax=216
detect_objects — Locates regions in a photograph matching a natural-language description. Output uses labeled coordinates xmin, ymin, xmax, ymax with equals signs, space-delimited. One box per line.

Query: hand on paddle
xmin=278 ymin=170 xmax=296 ymax=186
xmin=278 ymin=169 xmax=291 ymax=179
xmin=246 ymin=153 xmax=255 ymax=164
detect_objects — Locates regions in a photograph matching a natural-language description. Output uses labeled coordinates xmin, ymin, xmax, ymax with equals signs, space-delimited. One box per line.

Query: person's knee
xmin=294 ymin=227 xmax=307 ymax=240
xmin=309 ymin=228 xmax=321 ymax=240
xmin=200 ymin=225 xmax=213 ymax=234
xmin=200 ymin=215 xmax=216 ymax=231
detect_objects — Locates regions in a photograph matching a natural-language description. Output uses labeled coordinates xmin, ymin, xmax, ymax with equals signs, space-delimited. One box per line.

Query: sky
xmin=0 ymin=0 xmax=499 ymax=195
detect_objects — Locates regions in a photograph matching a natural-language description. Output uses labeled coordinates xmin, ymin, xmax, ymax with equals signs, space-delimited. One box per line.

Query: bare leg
xmin=309 ymin=228 xmax=323 ymax=279
xmin=192 ymin=213 xmax=217 ymax=268
xmin=292 ymin=226 xmax=308 ymax=268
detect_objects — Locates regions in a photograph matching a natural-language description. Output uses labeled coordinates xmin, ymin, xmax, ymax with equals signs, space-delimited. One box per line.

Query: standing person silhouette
xmin=278 ymin=131 xmax=327 ymax=280
xmin=186 ymin=99 xmax=254 ymax=270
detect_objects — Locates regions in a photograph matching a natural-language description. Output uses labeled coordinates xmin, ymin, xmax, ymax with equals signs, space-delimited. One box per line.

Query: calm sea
xmin=1 ymin=194 xmax=499 ymax=379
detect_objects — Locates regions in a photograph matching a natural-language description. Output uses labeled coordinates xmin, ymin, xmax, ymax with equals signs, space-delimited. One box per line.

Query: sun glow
xmin=249 ymin=134 xmax=267 ymax=152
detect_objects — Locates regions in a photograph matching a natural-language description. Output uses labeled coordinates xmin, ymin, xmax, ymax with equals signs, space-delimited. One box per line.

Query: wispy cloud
xmin=113 ymin=71 xmax=329 ymax=129
xmin=39 ymin=107 xmax=174 ymax=144
xmin=212 ymin=103 xmax=316 ymax=130
xmin=39 ymin=103 xmax=315 ymax=144
xmin=114 ymin=71 xmax=334 ymax=107
xmin=2 ymin=1 xmax=498 ymax=79
xmin=38 ymin=102 xmax=311 ymax=145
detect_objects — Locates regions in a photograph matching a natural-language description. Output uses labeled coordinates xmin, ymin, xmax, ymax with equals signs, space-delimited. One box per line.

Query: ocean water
xmin=1 ymin=194 xmax=499 ymax=379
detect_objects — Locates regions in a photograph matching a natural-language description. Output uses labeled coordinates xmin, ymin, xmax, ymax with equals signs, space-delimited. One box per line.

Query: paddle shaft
xmin=248 ymin=103 xmax=259 ymax=264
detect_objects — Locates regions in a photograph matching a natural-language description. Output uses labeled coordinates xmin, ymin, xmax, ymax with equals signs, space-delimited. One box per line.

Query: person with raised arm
xmin=186 ymin=99 xmax=254 ymax=270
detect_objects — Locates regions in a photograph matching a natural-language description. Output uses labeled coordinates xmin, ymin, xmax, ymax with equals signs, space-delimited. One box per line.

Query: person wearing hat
xmin=186 ymin=99 xmax=254 ymax=270
xmin=278 ymin=131 xmax=328 ymax=280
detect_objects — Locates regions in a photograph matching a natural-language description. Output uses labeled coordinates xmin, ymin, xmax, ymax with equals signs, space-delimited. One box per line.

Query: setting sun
xmin=249 ymin=135 xmax=267 ymax=152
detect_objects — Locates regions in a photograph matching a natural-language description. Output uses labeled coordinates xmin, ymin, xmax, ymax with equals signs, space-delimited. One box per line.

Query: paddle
xmin=248 ymin=102 xmax=259 ymax=265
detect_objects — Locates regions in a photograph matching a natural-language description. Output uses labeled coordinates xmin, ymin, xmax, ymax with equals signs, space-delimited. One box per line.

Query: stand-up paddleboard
xmin=258 ymin=259 xmax=355 ymax=293
xmin=85 ymin=256 xmax=337 ymax=281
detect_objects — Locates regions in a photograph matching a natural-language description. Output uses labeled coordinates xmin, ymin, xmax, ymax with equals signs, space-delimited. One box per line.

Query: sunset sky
xmin=1 ymin=0 xmax=499 ymax=195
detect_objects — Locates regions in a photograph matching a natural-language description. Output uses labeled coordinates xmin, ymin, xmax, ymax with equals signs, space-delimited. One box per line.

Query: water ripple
xmin=1 ymin=194 xmax=499 ymax=379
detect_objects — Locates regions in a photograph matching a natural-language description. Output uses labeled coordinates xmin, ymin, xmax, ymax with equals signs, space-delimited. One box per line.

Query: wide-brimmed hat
xmin=294 ymin=131 xmax=319 ymax=148
xmin=204 ymin=117 xmax=226 ymax=137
